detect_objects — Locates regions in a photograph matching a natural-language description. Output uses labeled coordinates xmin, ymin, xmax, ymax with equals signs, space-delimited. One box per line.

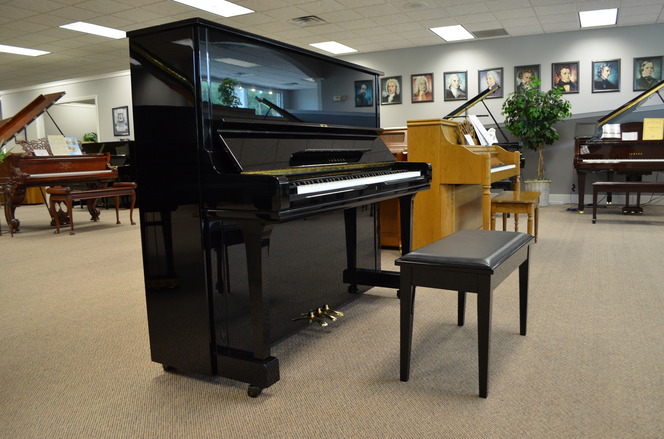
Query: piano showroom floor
xmin=1 ymin=201 xmax=663 ymax=439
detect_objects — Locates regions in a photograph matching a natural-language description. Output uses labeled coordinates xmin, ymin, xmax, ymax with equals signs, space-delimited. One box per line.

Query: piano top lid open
xmin=0 ymin=92 xmax=65 ymax=146
xmin=444 ymin=86 xmax=501 ymax=120
xmin=594 ymin=79 xmax=664 ymax=134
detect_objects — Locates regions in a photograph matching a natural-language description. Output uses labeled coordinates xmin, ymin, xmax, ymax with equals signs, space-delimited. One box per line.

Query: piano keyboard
xmin=582 ymin=159 xmax=664 ymax=164
xmin=294 ymin=170 xmax=422 ymax=195
xmin=491 ymin=164 xmax=517 ymax=173
xmin=30 ymin=170 xmax=116 ymax=179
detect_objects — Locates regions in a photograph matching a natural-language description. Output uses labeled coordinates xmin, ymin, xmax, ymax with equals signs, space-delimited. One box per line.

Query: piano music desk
xmin=47 ymin=182 xmax=136 ymax=235
xmin=592 ymin=181 xmax=664 ymax=223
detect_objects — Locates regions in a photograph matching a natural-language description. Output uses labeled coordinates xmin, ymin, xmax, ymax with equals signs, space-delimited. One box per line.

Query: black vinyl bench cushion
xmin=396 ymin=230 xmax=533 ymax=274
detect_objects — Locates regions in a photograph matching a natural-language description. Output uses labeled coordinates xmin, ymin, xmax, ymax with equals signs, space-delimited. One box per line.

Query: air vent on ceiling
xmin=289 ymin=15 xmax=327 ymax=27
xmin=472 ymin=28 xmax=509 ymax=39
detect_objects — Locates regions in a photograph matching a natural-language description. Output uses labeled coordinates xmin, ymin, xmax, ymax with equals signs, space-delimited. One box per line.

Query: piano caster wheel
xmin=247 ymin=386 xmax=262 ymax=398
xmin=162 ymin=365 xmax=176 ymax=372
xmin=396 ymin=289 xmax=400 ymax=299
xmin=348 ymin=284 xmax=358 ymax=294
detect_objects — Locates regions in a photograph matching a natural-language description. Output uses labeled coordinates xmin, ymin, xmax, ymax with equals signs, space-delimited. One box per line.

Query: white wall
xmin=0 ymin=71 xmax=132 ymax=147
xmin=341 ymin=24 xmax=664 ymax=202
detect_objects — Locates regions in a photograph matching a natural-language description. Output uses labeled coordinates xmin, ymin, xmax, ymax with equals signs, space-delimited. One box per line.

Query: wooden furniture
xmin=379 ymin=127 xmax=408 ymax=248
xmin=491 ymin=190 xmax=540 ymax=242
xmin=396 ymin=230 xmax=533 ymax=398
xmin=574 ymin=80 xmax=664 ymax=213
xmin=592 ymin=181 xmax=664 ymax=223
xmin=407 ymin=118 xmax=520 ymax=249
xmin=47 ymin=182 xmax=136 ymax=235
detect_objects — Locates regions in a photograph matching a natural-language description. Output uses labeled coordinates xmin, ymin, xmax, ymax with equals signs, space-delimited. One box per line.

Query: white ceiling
xmin=1 ymin=0 xmax=663 ymax=93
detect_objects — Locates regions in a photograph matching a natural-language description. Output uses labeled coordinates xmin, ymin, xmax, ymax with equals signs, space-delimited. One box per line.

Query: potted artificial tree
xmin=501 ymin=78 xmax=572 ymax=206
xmin=218 ymin=78 xmax=242 ymax=107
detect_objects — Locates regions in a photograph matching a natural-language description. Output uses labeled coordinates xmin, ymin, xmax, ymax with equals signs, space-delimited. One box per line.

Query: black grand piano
xmin=574 ymin=80 xmax=664 ymax=213
xmin=128 ymin=18 xmax=431 ymax=397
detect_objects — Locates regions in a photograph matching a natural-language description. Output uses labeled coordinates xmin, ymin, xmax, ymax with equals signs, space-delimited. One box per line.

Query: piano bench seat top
xmin=395 ymin=230 xmax=533 ymax=274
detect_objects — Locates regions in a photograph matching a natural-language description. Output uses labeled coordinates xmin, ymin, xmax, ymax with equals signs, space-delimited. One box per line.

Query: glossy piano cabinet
xmin=379 ymin=127 xmax=408 ymax=248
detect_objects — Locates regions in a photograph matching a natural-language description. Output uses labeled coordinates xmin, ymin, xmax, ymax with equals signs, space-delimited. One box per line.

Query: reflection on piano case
xmin=128 ymin=18 xmax=431 ymax=397
xmin=0 ymin=92 xmax=119 ymax=234
xmin=574 ymin=80 xmax=664 ymax=213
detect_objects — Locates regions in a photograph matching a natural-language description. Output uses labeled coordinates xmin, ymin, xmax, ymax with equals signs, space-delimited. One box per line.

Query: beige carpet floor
xmin=0 ymin=202 xmax=662 ymax=438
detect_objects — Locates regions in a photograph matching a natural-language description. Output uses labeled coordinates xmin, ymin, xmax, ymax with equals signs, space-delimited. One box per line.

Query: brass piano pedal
xmin=293 ymin=311 xmax=328 ymax=327
xmin=322 ymin=304 xmax=344 ymax=317
xmin=314 ymin=307 xmax=337 ymax=321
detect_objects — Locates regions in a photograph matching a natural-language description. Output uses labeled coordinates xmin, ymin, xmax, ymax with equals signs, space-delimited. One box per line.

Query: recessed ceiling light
xmin=0 ymin=44 xmax=49 ymax=56
xmin=59 ymin=22 xmax=126 ymax=39
xmin=172 ymin=0 xmax=254 ymax=18
xmin=579 ymin=8 xmax=618 ymax=28
xmin=430 ymin=25 xmax=475 ymax=42
xmin=309 ymin=41 xmax=357 ymax=55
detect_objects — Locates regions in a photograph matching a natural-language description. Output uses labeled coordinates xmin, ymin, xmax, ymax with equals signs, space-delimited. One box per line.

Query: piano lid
xmin=596 ymin=79 xmax=664 ymax=128
xmin=0 ymin=92 xmax=65 ymax=146
xmin=444 ymin=86 xmax=500 ymax=119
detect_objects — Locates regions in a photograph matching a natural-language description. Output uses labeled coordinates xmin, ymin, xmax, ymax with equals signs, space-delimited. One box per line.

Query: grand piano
xmin=574 ymin=80 xmax=664 ymax=213
xmin=406 ymin=88 xmax=521 ymax=249
xmin=128 ymin=18 xmax=431 ymax=396
xmin=0 ymin=92 xmax=118 ymax=233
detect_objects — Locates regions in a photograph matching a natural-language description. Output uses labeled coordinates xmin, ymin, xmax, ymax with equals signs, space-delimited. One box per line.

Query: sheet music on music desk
xmin=468 ymin=115 xmax=494 ymax=145
xmin=643 ymin=118 xmax=664 ymax=140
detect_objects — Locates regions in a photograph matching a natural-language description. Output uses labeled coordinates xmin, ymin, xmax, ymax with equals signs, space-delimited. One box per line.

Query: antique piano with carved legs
xmin=128 ymin=18 xmax=431 ymax=397
xmin=0 ymin=92 xmax=119 ymax=234
xmin=574 ymin=80 xmax=664 ymax=213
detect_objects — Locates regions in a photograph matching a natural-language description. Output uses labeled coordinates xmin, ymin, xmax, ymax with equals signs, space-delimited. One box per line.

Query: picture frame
xmin=514 ymin=65 xmax=540 ymax=92
xmin=592 ymin=59 xmax=620 ymax=93
xmin=551 ymin=62 xmax=579 ymax=94
xmin=478 ymin=68 xmax=503 ymax=98
xmin=380 ymin=76 xmax=402 ymax=105
xmin=411 ymin=73 xmax=434 ymax=103
xmin=354 ymin=80 xmax=373 ymax=107
xmin=112 ymin=106 xmax=130 ymax=136
xmin=443 ymin=71 xmax=468 ymax=101
xmin=633 ymin=56 xmax=662 ymax=91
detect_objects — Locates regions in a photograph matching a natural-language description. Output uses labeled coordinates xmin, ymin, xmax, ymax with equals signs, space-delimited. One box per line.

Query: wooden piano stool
xmin=491 ymin=191 xmax=540 ymax=242
xmin=47 ymin=182 xmax=137 ymax=235
xmin=396 ymin=230 xmax=533 ymax=398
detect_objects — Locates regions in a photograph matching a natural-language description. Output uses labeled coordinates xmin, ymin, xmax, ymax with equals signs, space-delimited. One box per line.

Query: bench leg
xmin=114 ymin=196 xmax=121 ymax=224
xmin=476 ymin=283 xmax=493 ymax=399
xmin=129 ymin=191 xmax=136 ymax=225
xmin=65 ymin=199 xmax=75 ymax=235
xmin=457 ymin=291 xmax=466 ymax=326
xmin=514 ymin=212 xmax=519 ymax=232
xmin=519 ymin=257 xmax=529 ymax=336
xmin=592 ymin=187 xmax=599 ymax=223
xmin=50 ymin=199 xmax=61 ymax=234
xmin=400 ymin=268 xmax=415 ymax=382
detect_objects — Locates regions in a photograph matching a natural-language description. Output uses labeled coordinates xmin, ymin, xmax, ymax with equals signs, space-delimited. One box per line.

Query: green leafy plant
xmin=0 ymin=145 xmax=14 ymax=164
xmin=83 ymin=132 xmax=98 ymax=142
xmin=218 ymin=78 xmax=242 ymax=107
xmin=501 ymin=78 xmax=572 ymax=180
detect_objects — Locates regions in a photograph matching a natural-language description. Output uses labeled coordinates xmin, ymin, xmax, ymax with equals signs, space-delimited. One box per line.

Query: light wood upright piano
xmin=407 ymin=88 xmax=521 ymax=249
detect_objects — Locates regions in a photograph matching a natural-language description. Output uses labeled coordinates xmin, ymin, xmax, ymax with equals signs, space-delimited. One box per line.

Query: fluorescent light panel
xmin=60 ymin=22 xmax=126 ymax=39
xmin=430 ymin=25 xmax=475 ymax=42
xmin=579 ymin=8 xmax=618 ymax=28
xmin=0 ymin=44 xmax=49 ymax=56
xmin=172 ymin=0 xmax=254 ymax=17
xmin=309 ymin=41 xmax=357 ymax=55
xmin=215 ymin=57 xmax=259 ymax=68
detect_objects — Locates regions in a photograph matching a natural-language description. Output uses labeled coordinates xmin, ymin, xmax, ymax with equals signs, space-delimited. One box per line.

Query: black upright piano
xmin=128 ymin=18 xmax=431 ymax=397
xmin=574 ymin=80 xmax=664 ymax=212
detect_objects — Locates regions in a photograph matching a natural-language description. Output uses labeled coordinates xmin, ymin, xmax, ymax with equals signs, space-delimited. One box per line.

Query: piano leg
xmin=3 ymin=184 xmax=25 ymax=234
xmin=577 ymin=171 xmax=587 ymax=213
xmin=344 ymin=208 xmax=359 ymax=294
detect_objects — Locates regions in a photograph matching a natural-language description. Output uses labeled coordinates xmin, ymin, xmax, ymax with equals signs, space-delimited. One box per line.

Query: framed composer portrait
xmin=514 ymin=65 xmax=540 ymax=92
xmin=443 ymin=71 xmax=467 ymax=101
xmin=411 ymin=73 xmax=434 ymax=103
xmin=478 ymin=68 xmax=503 ymax=98
xmin=591 ymin=59 xmax=620 ymax=93
xmin=633 ymin=56 xmax=662 ymax=91
xmin=380 ymin=76 xmax=402 ymax=105
xmin=552 ymin=62 xmax=579 ymax=94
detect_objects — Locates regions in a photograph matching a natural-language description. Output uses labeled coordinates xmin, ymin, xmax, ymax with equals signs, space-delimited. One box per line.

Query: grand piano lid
xmin=444 ymin=86 xmax=501 ymax=119
xmin=596 ymin=79 xmax=664 ymax=127
xmin=0 ymin=92 xmax=65 ymax=146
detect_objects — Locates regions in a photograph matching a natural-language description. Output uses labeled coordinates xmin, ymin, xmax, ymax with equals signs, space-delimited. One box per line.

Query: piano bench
xmin=491 ymin=191 xmax=540 ymax=242
xmin=592 ymin=182 xmax=664 ymax=223
xmin=46 ymin=182 xmax=137 ymax=235
xmin=395 ymin=230 xmax=533 ymax=398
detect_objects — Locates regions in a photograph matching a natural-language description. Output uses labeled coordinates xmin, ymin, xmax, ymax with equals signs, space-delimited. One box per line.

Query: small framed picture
xmin=633 ymin=56 xmax=662 ymax=91
xmin=411 ymin=73 xmax=434 ymax=103
xmin=592 ymin=60 xmax=620 ymax=93
xmin=112 ymin=106 xmax=130 ymax=136
xmin=380 ymin=76 xmax=402 ymax=105
xmin=354 ymin=80 xmax=373 ymax=107
xmin=514 ymin=65 xmax=540 ymax=92
xmin=478 ymin=68 xmax=503 ymax=98
xmin=443 ymin=71 xmax=467 ymax=101
xmin=552 ymin=62 xmax=579 ymax=93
